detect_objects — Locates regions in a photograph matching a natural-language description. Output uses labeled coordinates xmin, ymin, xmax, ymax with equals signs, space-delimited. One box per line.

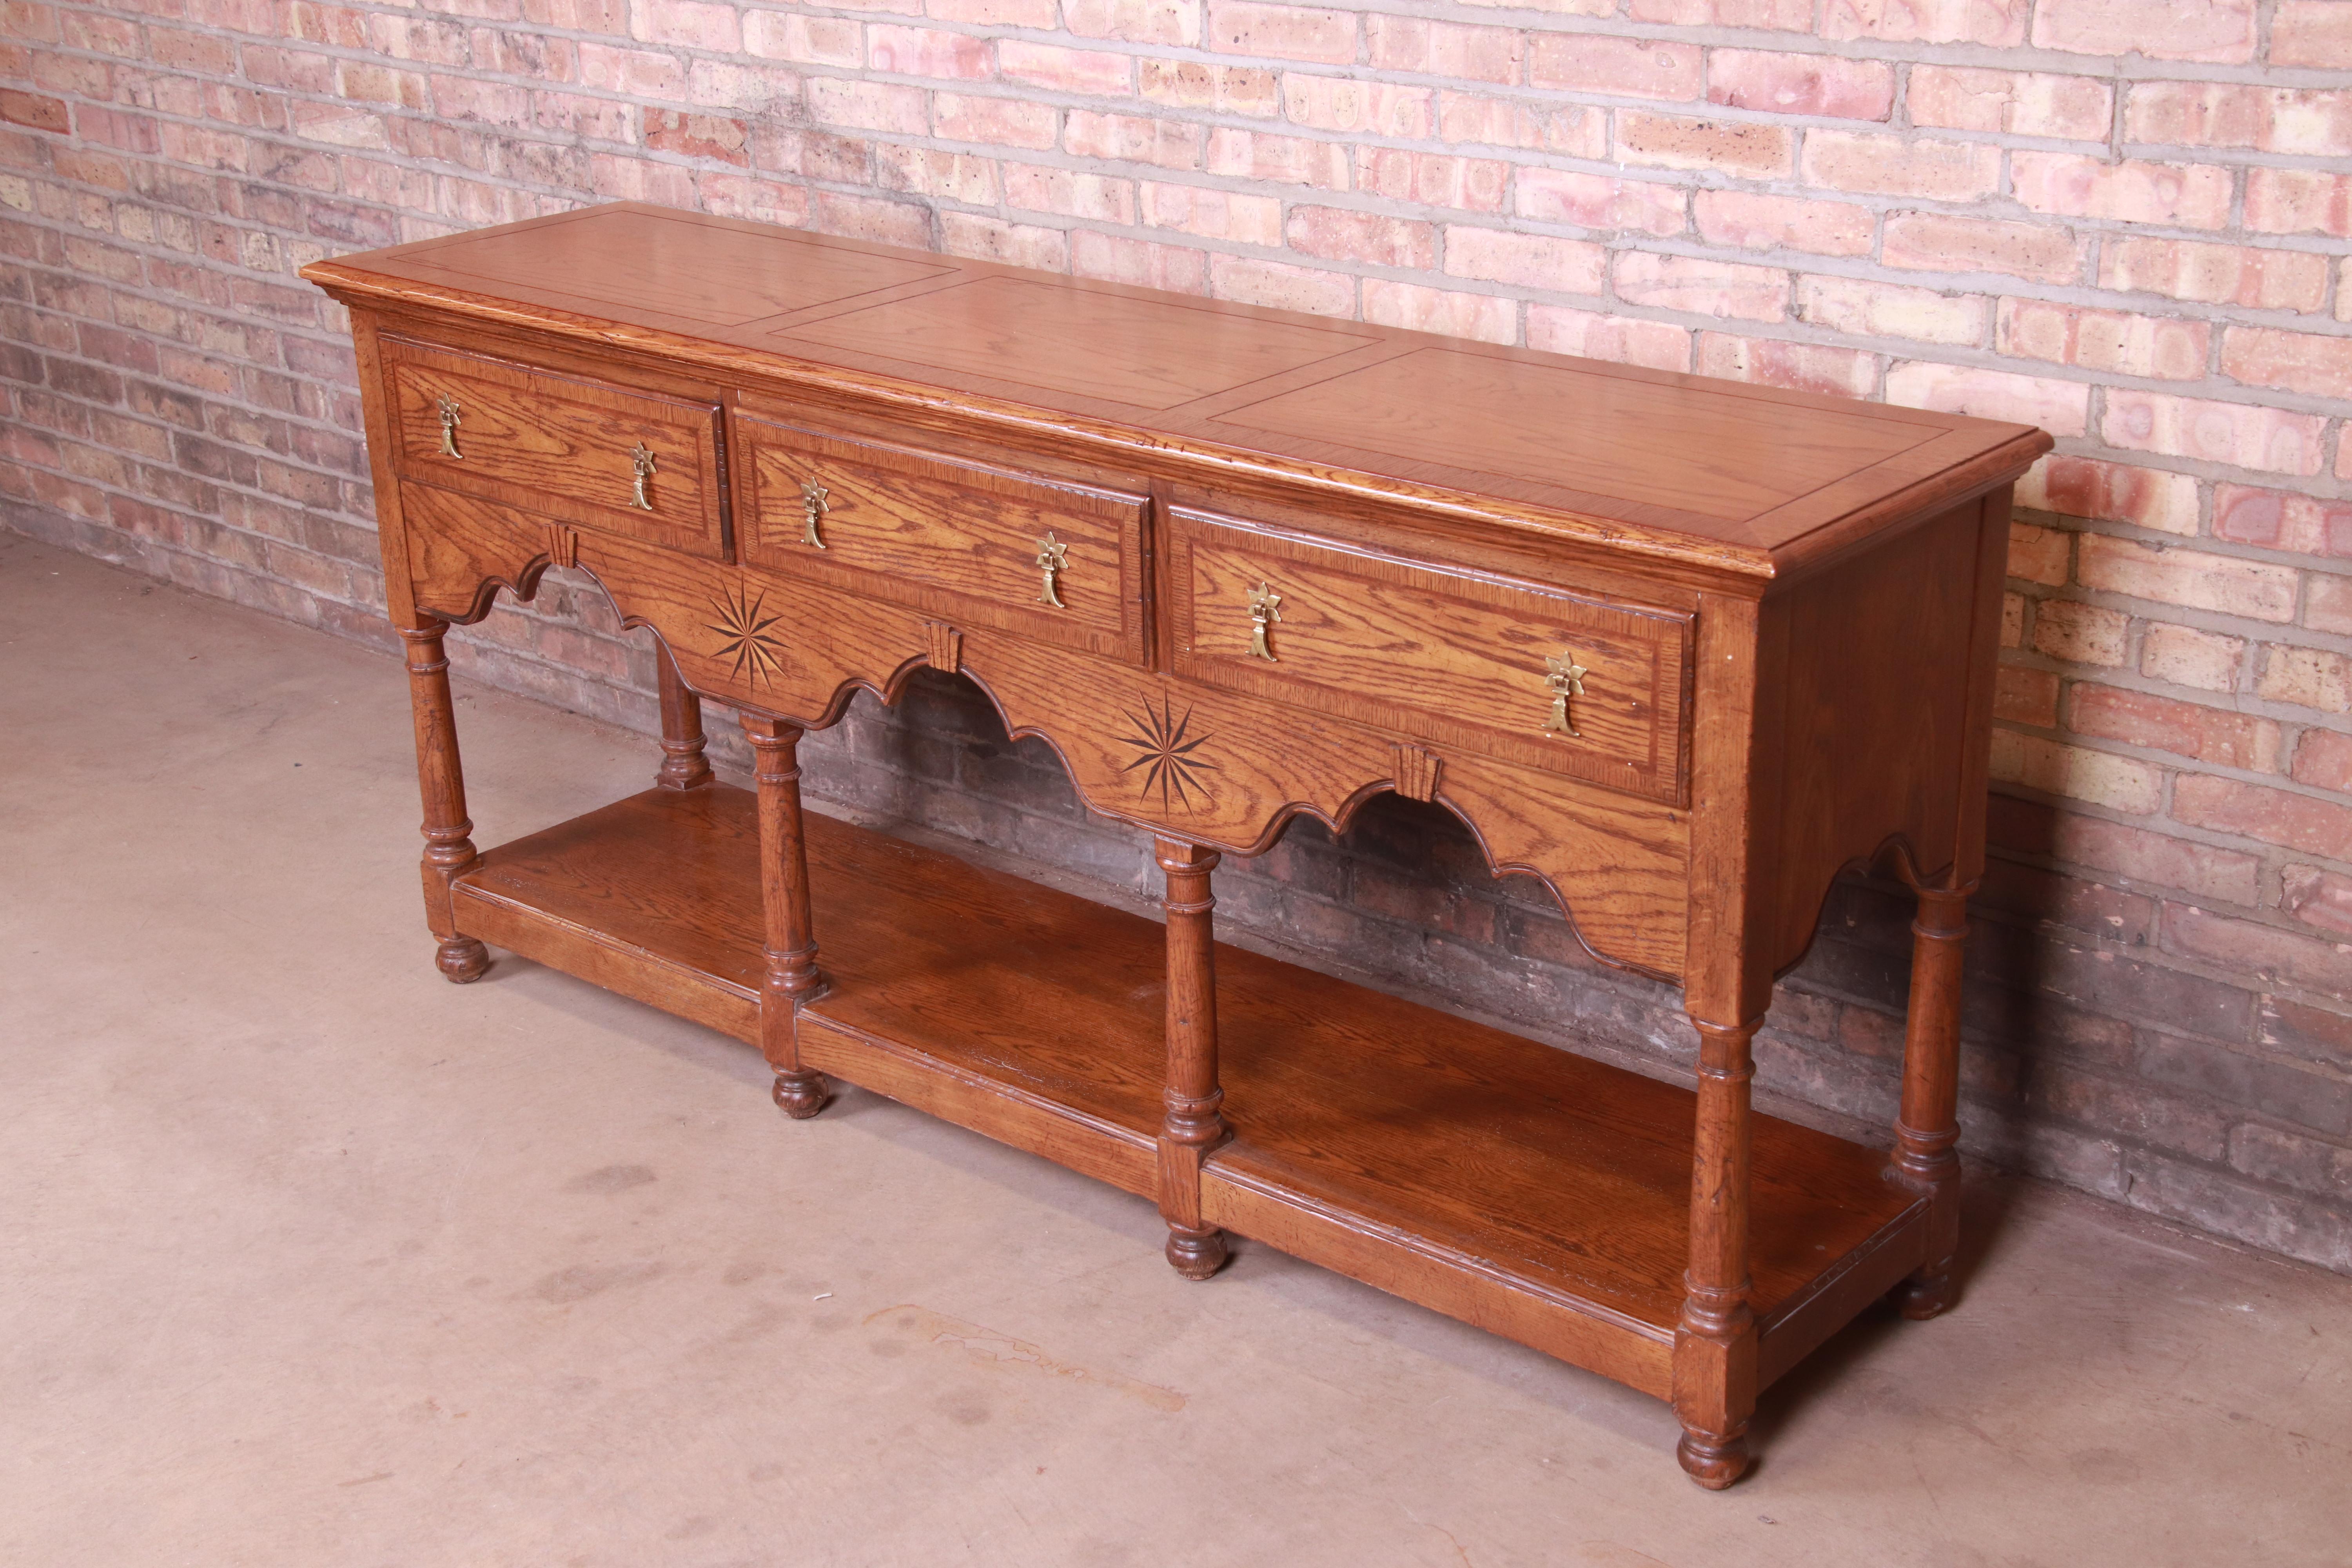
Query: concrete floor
xmin=2 ymin=531 xmax=2346 ymax=1567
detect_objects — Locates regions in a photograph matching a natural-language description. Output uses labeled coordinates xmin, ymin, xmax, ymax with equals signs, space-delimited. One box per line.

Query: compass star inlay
xmin=705 ymin=579 xmax=787 ymax=687
xmin=1117 ymin=694 xmax=1221 ymax=812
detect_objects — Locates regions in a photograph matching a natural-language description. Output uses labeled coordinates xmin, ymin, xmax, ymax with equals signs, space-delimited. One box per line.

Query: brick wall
xmin=5 ymin=0 xmax=2350 ymax=1271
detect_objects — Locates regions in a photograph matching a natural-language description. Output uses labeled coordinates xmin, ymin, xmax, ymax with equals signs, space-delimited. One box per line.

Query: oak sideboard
xmin=303 ymin=202 xmax=2050 ymax=1488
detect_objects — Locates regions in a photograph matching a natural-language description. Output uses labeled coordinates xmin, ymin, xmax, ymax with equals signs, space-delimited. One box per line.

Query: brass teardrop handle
xmin=1036 ymin=532 xmax=1067 ymax=608
xmin=1544 ymin=652 xmax=1588 ymax=737
xmin=629 ymin=442 xmax=655 ymax=511
xmin=435 ymin=394 xmax=461 ymax=459
xmin=1247 ymin=580 xmax=1281 ymax=661
xmin=800 ymin=479 xmax=828 ymax=548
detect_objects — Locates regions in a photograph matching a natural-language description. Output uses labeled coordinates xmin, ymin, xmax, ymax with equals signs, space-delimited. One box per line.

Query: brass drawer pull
xmin=1036 ymin=532 xmax=1067 ymax=607
xmin=1247 ymin=581 xmax=1282 ymax=662
xmin=435 ymin=394 xmax=462 ymax=459
xmin=629 ymin=442 xmax=656 ymax=511
xmin=1544 ymin=652 xmax=1587 ymax=737
xmin=800 ymin=479 xmax=828 ymax=548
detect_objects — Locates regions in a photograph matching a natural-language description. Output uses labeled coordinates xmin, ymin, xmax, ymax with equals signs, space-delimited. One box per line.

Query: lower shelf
xmin=452 ymin=785 xmax=1927 ymax=1399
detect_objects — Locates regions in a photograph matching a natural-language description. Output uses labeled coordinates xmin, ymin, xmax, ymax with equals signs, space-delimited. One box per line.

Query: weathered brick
xmin=1882 ymin=212 xmax=2086 ymax=284
xmin=2229 ymin=1122 xmax=2352 ymax=1202
xmin=1803 ymin=131 xmax=1998 ymax=201
xmin=1801 ymin=276 xmax=1984 ymax=345
xmin=2273 ymin=0 xmax=2352 ymax=66
xmin=1612 ymin=252 xmax=1788 ymax=321
xmin=1998 ymin=299 xmax=2208 ymax=382
xmin=1614 ymin=112 xmax=1793 ymax=178
xmin=1281 ymin=75 xmax=1431 ymax=138
xmin=1138 ymin=180 xmax=1278 ymax=244
xmin=1907 ymin=66 xmax=2112 ymax=138
xmin=2214 ymin=484 xmax=2352 ymax=559
xmin=1361 ymin=279 xmax=1515 ymax=344
xmin=2101 ymin=391 xmax=2328 ymax=477
xmin=2068 ymin=683 xmax=2281 ymax=770
xmin=1365 ymin=17 xmax=1521 ymax=85
xmin=2140 ymin=622 xmax=2246 ymax=693
xmin=1885 ymin=362 xmax=2090 ymax=436
xmin=2293 ymin=729 xmax=2352 ymax=791
xmin=1442 ymin=227 xmax=1606 ymax=295
xmin=2164 ymin=902 xmax=2352 ymax=997
xmin=1827 ymin=0 xmax=2028 ymax=45
xmin=2031 ymin=598 xmax=2129 ymax=665
xmin=1358 ymin=149 xmax=1507 ymax=214
xmin=1514 ymin=170 xmax=1685 ymax=237
xmin=2175 ymin=774 xmax=2352 ymax=859
xmin=2221 ymin=327 xmax=2352 ymax=402
xmin=1990 ymin=730 xmax=2163 ymax=812
xmin=1206 ymin=1 xmax=1355 ymax=64
xmin=1206 ymin=252 xmax=1353 ymax=316
xmin=2125 ymin=82 xmax=2352 ymax=157
xmin=1063 ymin=0 xmax=1198 ymax=45
xmin=1692 ymin=190 xmax=1872 ymax=256
xmin=1527 ymin=34 xmax=1700 ymax=101
xmin=998 ymin=41 xmax=1133 ymax=96
xmin=1706 ymin=50 xmax=1892 ymax=120
xmin=1694 ymin=333 xmax=1877 ymax=397
xmin=2245 ymin=168 xmax=2352 ymax=238
xmin=1285 ymin=205 xmax=1436 ymax=269
xmin=1069 ymin=229 xmax=1206 ymax=293
xmin=2258 ymin=645 xmax=2352 ymax=714
xmin=1202 ymin=127 xmax=1342 ymax=187
xmin=2282 ymin=866 xmax=2352 ymax=940
xmin=2018 ymin=456 xmax=2199 ymax=537
xmin=2099 ymin=238 xmax=2329 ymax=315
xmin=1435 ymin=92 xmax=1604 ymax=156
xmin=1995 ymin=662 xmax=2062 ymax=725
xmin=1526 ymin=304 xmax=1691 ymax=371
xmin=2033 ymin=0 xmax=2256 ymax=63
xmin=2310 ymin=574 xmax=2352 ymax=636
xmin=2008 ymin=519 xmax=2071 ymax=586
xmin=2079 ymin=534 xmax=2299 ymax=622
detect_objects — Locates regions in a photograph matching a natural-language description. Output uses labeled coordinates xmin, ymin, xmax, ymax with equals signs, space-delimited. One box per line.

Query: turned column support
xmin=741 ymin=713 xmax=831 ymax=1120
xmin=654 ymin=642 xmax=714 ymax=791
xmin=1673 ymin=1014 xmax=1761 ymax=1490
xmin=1156 ymin=837 xmax=1230 ymax=1280
xmin=1889 ymin=882 xmax=1974 ymax=1320
xmin=397 ymin=621 xmax=489 ymax=984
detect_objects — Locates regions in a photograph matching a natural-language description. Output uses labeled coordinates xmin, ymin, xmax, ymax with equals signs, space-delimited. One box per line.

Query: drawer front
xmin=735 ymin=412 xmax=1148 ymax=664
xmin=383 ymin=338 xmax=726 ymax=557
xmin=1168 ymin=508 xmax=1692 ymax=804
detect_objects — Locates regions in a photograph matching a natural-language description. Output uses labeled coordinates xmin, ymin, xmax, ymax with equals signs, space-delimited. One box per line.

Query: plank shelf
xmin=452 ymin=784 xmax=1927 ymax=1400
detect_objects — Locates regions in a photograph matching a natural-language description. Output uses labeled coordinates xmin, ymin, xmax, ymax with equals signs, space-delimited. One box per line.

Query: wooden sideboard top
xmin=304 ymin=202 xmax=2049 ymax=585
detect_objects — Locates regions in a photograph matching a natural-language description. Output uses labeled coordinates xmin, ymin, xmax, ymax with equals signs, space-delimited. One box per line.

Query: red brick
xmin=2032 ymin=598 xmax=2130 ymax=665
xmin=998 ymin=41 xmax=1132 ymax=95
xmin=2284 ymin=866 xmax=2352 ymax=939
xmin=1695 ymin=333 xmax=1876 ymax=398
xmin=1514 ymin=170 xmax=1685 ymax=237
xmin=2273 ymin=0 xmax=2352 ymax=65
xmin=2221 ymin=327 xmax=2352 ymax=401
xmin=1708 ymin=51 xmax=1893 ymax=120
xmin=1442 ymin=228 xmax=1606 ymax=295
xmin=2214 ymin=484 xmax=2352 ymax=559
xmin=2162 ymin=902 xmax=2351 ymax=993
xmin=2258 ymin=646 xmax=2352 ymax=714
xmin=1202 ymin=127 xmax=1342 ymax=187
xmin=1526 ymin=305 xmax=1691 ymax=372
xmin=2008 ymin=520 xmax=2072 ymax=586
xmin=641 ymin=109 xmax=750 ymax=167
xmin=1361 ymin=280 xmax=1516 ymax=345
xmin=1063 ymin=0 xmax=1196 ymax=43
xmin=1882 ymin=212 xmax=2085 ymax=284
xmin=1885 ymin=363 xmax=2089 ymax=436
xmin=2245 ymin=168 xmax=2352 ymax=237
xmin=2174 ymin=774 xmax=2352 ymax=858
xmin=1995 ymin=663 xmax=2062 ymax=726
xmin=1998 ymin=299 xmax=2207 ymax=382
xmin=2017 ymin=456 xmax=2200 ymax=537
xmin=2067 ymin=683 xmax=2282 ymax=771
xmin=2101 ymin=391 xmax=2328 ymax=477
xmin=1207 ymin=1 xmax=1355 ymax=64
xmin=1528 ymin=34 xmax=1701 ymax=101
xmin=1907 ymin=67 xmax=2112 ymax=138
xmin=2033 ymin=0 xmax=2257 ymax=62
xmin=1282 ymin=76 xmax=1432 ymax=138
xmin=1365 ymin=17 xmax=1521 ymax=84
xmin=2310 ymin=575 xmax=2352 ymax=636
xmin=1692 ymin=190 xmax=1872 ymax=256
xmin=2098 ymin=237 xmax=2330 ymax=312
xmin=2293 ymin=729 xmax=2352 ymax=791
xmin=0 ymin=90 xmax=69 ymax=133
xmin=2140 ymin=622 xmax=2245 ymax=693
xmin=1613 ymin=252 xmax=1788 ymax=322
xmin=2080 ymin=534 xmax=2300 ymax=622
xmin=1285 ymin=206 xmax=1436 ymax=269
xmin=1802 ymin=131 xmax=1998 ymax=200
xmin=1825 ymin=0 xmax=2027 ymax=44
xmin=1990 ymin=731 xmax=2163 ymax=812
xmin=2125 ymin=82 xmax=2352 ymax=157
xmin=2002 ymin=804 xmax=2262 ymax=904
xmin=1614 ymin=112 xmax=1793 ymax=178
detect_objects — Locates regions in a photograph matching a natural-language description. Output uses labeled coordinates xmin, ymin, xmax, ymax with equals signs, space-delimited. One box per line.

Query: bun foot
xmin=436 ymin=936 xmax=490 ymax=984
xmin=1164 ymin=1223 xmax=1228 ymax=1280
xmin=1894 ymin=1270 xmax=1953 ymax=1321
xmin=1676 ymin=1428 xmax=1751 ymax=1490
xmin=772 ymin=1070 xmax=831 ymax=1120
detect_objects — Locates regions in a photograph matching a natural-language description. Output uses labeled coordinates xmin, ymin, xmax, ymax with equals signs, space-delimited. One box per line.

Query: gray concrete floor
xmin=2 ymin=531 xmax=2346 ymax=1567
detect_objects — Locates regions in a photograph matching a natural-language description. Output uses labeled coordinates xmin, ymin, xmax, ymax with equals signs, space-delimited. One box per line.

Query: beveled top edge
xmin=302 ymin=202 xmax=2054 ymax=586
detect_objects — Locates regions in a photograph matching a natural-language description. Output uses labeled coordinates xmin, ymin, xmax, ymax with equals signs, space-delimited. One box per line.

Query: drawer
xmin=733 ymin=412 xmax=1148 ymax=664
xmin=383 ymin=338 xmax=726 ymax=557
xmin=1167 ymin=508 xmax=1693 ymax=804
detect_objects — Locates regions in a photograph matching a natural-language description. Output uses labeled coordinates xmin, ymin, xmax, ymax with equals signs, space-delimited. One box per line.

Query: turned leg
xmin=1156 ymin=838 xmax=1229 ymax=1279
xmin=1674 ymin=1014 xmax=1760 ymax=1489
xmin=654 ymin=641 xmax=714 ymax=791
xmin=1889 ymin=884 xmax=1972 ymax=1319
xmin=397 ymin=622 xmax=489 ymax=984
xmin=741 ymin=714 xmax=831 ymax=1119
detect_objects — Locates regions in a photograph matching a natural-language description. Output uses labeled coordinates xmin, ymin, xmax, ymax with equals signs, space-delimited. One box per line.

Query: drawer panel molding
xmin=1168 ymin=508 xmax=1695 ymax=805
